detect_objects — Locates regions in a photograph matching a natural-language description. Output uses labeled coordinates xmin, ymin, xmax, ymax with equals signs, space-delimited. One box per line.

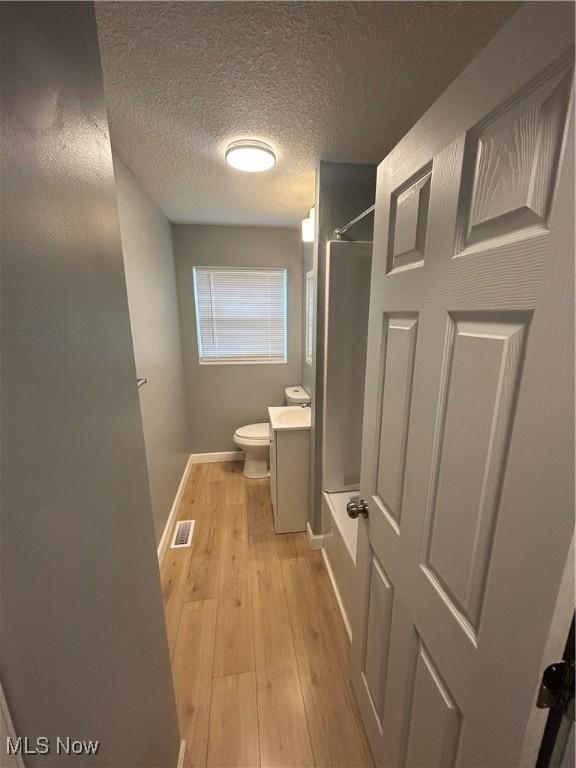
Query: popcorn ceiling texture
xmin=96 ymin=1 xmax=518 ymax=226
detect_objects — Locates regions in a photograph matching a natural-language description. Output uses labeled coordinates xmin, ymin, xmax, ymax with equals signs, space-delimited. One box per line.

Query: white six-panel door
xmin=351 ymin=5 xmax=574 ymax=767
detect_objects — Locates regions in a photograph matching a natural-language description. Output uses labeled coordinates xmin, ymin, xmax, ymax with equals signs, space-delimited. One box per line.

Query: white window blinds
xmin=305 ymin=270 xmax=314 ymax=365
xmin=193 ymin=267 xmax=288 ymax=363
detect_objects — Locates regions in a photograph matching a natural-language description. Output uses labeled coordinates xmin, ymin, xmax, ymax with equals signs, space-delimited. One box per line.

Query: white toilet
xmin=233 ymin=386 xmax=310 ymax=478
xmin=233 ymin=422 xmax=271 ymax=479
xmin=284 ymin=385 xmax=311 ymax=407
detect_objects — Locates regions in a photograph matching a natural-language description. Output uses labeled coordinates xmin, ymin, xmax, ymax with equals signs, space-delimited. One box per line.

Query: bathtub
xmin=321 ymin=490 xmax=359 ymax=640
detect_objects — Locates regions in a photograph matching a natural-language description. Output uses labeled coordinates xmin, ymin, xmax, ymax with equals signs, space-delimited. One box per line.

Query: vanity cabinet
xmin=269 ymin=416 xmax=310 ymax=534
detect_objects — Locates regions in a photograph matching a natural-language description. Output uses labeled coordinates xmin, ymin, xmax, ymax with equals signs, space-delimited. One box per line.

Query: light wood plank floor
xmin=161 ymin=461 xmax=373 ymax=768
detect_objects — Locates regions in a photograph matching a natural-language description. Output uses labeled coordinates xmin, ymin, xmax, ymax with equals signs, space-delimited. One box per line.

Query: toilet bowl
xmin=234 ymin=386 xmax=310 ymax=479
xmin=233 ymin=422 xmax=270 ymax=479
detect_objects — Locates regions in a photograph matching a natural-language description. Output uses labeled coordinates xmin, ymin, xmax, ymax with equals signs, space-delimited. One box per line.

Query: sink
xmin=277 ymin=408 xmax=310 ymax=427
xmin=268 ymin=405 xmax=312 ymax=431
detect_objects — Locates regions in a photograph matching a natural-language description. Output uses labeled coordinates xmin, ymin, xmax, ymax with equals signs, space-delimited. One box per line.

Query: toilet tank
xmin=285 ymin=385 xmax=310 ymax=406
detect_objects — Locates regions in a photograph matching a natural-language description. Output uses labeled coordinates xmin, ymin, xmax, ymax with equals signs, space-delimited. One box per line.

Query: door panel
xmin=388 ymin=165 xmax=432 ymax=272
xmin=424 ymin=313 xmax=529 ymax=634
xmin=363 ymin=555 xmax=394 ymax=721
xmin=351 ymin=6 xmax=574 ymax=766
xmin=460 ymin=66 xmax=573 ymax=252
xmin=375 ymin=316 xmax=418 ymax=529
xmin=404 ymin=640 xmax=462 ymax=768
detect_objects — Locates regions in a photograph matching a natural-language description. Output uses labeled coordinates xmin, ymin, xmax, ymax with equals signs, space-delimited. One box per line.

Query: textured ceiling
xmin=96 ymin=1 xmax=519 ymax=226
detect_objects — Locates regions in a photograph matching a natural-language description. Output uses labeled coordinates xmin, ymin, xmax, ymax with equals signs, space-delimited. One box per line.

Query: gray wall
xmin=113 ymin=155 xmax=189 ymax=543
xmin=173 ymin=225 xmax=302 ymax=453
xmin=310 ymin=162 xmax=377 ymax=532
xmin=0 ymin=4 xmax=179 ymax=766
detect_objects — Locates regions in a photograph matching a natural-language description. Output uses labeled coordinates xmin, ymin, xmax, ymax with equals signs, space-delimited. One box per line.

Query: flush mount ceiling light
xmin=225 ymin=140 xmax=276 ymax=173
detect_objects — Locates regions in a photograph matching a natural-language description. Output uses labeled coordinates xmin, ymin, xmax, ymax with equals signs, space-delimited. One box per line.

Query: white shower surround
xmin=322 ymin=490 xmax=359 ymax=639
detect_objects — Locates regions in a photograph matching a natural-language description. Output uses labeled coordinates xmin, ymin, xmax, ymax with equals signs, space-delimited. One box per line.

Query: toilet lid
xmin=285 ymin=385 xmax=310 ymax=404
xmin=234 ymin=422 xmax=270 ymax=441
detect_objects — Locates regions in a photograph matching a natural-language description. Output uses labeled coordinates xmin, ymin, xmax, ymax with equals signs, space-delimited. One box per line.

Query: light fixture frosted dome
xmin=225 ymin=141 xmax=276 ymax=172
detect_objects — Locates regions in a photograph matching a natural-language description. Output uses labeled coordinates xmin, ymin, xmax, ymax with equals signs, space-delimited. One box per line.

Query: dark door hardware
xmin=537 ymin=661 xmax=575 ymax=714
xmin=536 ymin=615 xmax=575 ymax=768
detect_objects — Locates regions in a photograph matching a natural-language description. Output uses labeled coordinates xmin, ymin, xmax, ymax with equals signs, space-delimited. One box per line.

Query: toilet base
xmin=242 ymin=455 xmax=270 ymax=479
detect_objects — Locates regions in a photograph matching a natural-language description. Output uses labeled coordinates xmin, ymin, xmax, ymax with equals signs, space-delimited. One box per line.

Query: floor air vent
xmin=170 ymin=520 xmax=195 ymax=549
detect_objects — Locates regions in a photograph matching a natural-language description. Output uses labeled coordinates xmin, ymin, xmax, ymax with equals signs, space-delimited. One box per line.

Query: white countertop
xmin=268 ymin=405 xmax=311 ymax=431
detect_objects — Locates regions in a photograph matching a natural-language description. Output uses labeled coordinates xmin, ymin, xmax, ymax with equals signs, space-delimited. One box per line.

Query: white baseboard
xmin=321 ymin=547 xmax=352 ymax=642
xmin=190 ymin=450 xmax=245 ymax=464
xmin=307 ymin=522 xmax=324 ymax=550
xmin=177 ymin=739 xmax=187 ymax=768
xmin=157 ymin=455 xmax=194 ymax=565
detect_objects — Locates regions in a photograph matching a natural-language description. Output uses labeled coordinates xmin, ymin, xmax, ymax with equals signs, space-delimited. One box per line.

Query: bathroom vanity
xmin=268 ymin=406 xmax=311 ymax=533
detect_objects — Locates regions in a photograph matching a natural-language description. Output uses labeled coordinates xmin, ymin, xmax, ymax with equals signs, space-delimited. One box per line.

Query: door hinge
xmin=537 ymin=660 xmax=575 ymax=715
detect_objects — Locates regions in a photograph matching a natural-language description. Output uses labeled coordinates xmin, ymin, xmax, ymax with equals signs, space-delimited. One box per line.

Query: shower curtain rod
xmin=334 ymin=203 xmax=375 ymax=240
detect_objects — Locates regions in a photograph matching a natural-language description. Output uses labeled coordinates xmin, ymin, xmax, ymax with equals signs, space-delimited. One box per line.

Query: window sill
xmin=198 ymin=359 xmax=288 ymax=366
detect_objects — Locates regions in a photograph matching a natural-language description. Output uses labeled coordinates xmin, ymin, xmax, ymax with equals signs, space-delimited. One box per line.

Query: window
xmin=305 ymin=270 xmax=314 ymax=365
xmin=193 ymin=267 xmax=287 ymax=364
